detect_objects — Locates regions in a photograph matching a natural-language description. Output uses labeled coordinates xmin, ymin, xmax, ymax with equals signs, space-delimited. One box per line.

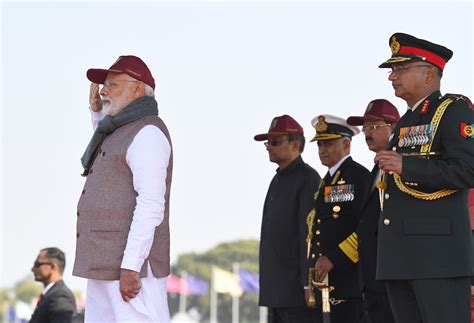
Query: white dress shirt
xmin=329 ymin=154 xmax=350 ymax=177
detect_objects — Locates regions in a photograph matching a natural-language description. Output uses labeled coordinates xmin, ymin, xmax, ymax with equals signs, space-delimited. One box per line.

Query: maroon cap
xmin=87 ymin=55 xmax=155 ymax=89
xmin=254 ymin=115 xmax=304 ymax=141
xmin=347 ymin=99 xmax=400 ymax=126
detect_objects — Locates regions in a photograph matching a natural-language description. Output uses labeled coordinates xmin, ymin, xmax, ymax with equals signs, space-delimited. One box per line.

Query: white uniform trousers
xmin=85 ymin=264 xmax=170 ymax=322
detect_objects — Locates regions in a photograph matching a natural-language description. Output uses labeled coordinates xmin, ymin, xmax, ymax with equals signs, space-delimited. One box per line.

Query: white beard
xmin=102 ymin=98 xmax=123 ymax=116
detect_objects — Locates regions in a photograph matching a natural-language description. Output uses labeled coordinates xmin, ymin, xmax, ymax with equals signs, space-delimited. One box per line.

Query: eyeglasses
xmin=362 ymin=124 xmax=391 ymax=133
xmin=102 ymin=80 xmax=139 ymax=90
xmin=33 ymin=260 xmax=53 ymax=268
xmin=388 ymin=64 xmax=433 ymax=75
xmin=264 ymin=138 xmax=289 ymax=147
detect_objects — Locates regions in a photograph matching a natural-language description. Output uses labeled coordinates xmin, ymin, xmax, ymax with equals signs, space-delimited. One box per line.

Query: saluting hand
xmin=375 ymin=150 xmax=403 ymax=175
xmin=89 ymin=82 xmax=103 ymax=112
xmin=314 ymin=256 xmax=334 ymax=281
xmin=119 ymin=268 xmax=141 ymax=302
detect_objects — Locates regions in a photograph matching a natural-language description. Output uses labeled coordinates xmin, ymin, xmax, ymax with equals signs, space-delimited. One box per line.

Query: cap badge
xmin=390 ymin=36 xmax=400 ymax=54
xmin=270 ymin=118 xmax=278 ymax=130
xmin=365 ymin=102 xmax=374 ymax=113
xmin=315 ymin=116 xmax=328 ymax=132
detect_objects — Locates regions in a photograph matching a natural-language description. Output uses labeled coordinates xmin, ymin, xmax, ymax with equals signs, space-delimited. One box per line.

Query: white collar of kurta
xmin=42 ymin=282 xmax=55 ymax=295
xmin=408 ymin=95 xmax=429 ymax=112
xmin=328 ymin=154 xmax=350 ymax=177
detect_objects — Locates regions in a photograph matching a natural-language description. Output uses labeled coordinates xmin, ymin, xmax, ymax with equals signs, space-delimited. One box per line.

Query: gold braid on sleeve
xmin=393 ymin=98 xmax=458 ymax=200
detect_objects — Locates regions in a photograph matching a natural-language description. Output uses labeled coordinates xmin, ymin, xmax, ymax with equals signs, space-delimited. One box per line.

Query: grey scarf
xmin=81 ymin=96 xmax=158 ymax=176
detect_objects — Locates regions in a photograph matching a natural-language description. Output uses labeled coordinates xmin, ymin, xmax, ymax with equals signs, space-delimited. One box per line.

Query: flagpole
xmin=232 ymin=263 xmax=240 ymax=323
xmin=179 ymin=271 xmax=187 ymax=313
xmin=210 ymin=266 xmax=217 ymax=323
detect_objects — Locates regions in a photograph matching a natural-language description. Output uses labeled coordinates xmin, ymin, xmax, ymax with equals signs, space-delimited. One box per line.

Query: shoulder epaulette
xmin=442 ymin=93 xmax=472 ymax=106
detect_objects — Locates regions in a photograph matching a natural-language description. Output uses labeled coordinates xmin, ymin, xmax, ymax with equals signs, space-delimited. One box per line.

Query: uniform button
xmin=392 ymin=147 xmax=397 ymax=151
xmin=383 ymin=219 xmax=390 ymax=225
xmin=318 ymin=253 xmax=323 ymax=257
xmin=317 ymin=219 xmax=321 ymax=224
xmin=102 ymin=151 xmax=106 ymax=156
xmin=89 ymin=169 xmax=93 ymax=174
xmin=76 ymin=233 xmax=80 ymax=238
xmin=311 ymin=254 xmax=316 ymax=259
xmin=315 ymin=230 xmax=320 ymax=235
xmin=385 ymin=193 xmax=390 ymax=199
xmin=82 ymin=189 xmax=86 ymax=195
xmin=77 ymin=211 xmax=80 ymax=217
xmin=316 ymin=242 xmax=320 ymax=246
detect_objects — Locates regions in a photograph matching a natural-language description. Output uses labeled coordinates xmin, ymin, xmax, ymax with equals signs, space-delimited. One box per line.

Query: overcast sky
xmin=1 ymin=0 xmax=472 ymax=293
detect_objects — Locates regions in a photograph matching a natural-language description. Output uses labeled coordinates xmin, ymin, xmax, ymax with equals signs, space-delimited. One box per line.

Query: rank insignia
xmin=390 ymin=35 xmax=400 ymax=54
xmin=398 ymin=124 xmax=433 ymax=147
xmin=460 ymin=123 xmax=474 ymax=138
xmin=324 ymin=184 xmax=354 ymax=203
xmin=420 ymin=100 xmax=430 ymax=114
xmin=315 ymin=116 xmax=328 ymax=132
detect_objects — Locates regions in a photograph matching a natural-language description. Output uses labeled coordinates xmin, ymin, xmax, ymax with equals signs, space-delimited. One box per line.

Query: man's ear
xmin=425 ymin=66 xmax=436 ymax=84
xmin=134 ymin=81 xmax=145 ymax=97
xmin=291 ymin=139 xmax=301 ymax=152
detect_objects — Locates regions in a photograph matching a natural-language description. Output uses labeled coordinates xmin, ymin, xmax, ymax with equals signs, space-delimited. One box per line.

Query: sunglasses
xmin=33 ymin=260 xmax=53 ymax=268
xmin=264 ymin=138 xmax=289 ymax=147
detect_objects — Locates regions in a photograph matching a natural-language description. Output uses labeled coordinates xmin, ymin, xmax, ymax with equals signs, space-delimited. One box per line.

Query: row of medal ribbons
xmin=398 ymin=123 xmax=433 ymax=148
xmin=324 ymin=184 xmax=355 ymax=203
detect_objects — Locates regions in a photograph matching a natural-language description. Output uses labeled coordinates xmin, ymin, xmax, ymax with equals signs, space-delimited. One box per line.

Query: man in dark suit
xmin=306 ymin=114 xmax=371 ymax=323
xmin=30 ymin=247 xmax=77 ymax=323
xmin=255 ymin=115 xmax=321 ymax=323
xmin=375 ymin=32 xmax=474 ymax=323
xmin=347 ymin=99 xmax=399 ymax=323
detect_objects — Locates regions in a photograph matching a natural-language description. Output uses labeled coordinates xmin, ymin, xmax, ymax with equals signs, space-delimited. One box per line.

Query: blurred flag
xmin=212 ymin=266 xmax=243 ymax=297
xmin=7 ymin=305 xmax=17 ymax=321
xmin=167 ymin=274 xmax=189 ymax=295
xmin=238 ymin=268 xmax=259 ymax=293
xmin=187 ymin=274 xmax=209 ymax=295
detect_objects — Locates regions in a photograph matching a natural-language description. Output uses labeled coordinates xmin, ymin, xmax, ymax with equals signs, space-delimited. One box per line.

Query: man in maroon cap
xmin=73 ymin=55 xmax=173 ymax=322
xmin=255 ymin=115 xmax=320 ymax=323
xmin=347 ymin=99 xmax=400 ymax=323
xmin=375 ymin=33 xmax=474 ymax=323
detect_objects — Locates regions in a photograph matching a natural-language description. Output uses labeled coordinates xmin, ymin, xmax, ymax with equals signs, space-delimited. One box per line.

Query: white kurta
xmin=85 ymin=108 xmax=171 ymax=322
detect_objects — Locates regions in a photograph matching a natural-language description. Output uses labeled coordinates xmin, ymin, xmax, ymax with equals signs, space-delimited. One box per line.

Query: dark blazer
xmin=259 ymin=156 xmax=321 ymax=308
xmin=358 ymin=166 xmax=387 ymax=294
xmin=309 ymin=156 xmax=371 ymax=300
xmin=377 ymin=91 xmax=474 ymax=280
xmin=30 ymin=280 xmax=77 ymax=323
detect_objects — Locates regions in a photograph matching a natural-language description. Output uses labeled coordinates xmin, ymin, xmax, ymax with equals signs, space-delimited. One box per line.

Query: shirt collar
xmin=276 ymin=155 xmax=303 ymax=174
xmin=42 ymin=282 xmax=55 ymax=295
xmin=328 ymin=154 xmax=350 ymax=176
xmin=409 ymin=95 xmax=429 ymax=111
